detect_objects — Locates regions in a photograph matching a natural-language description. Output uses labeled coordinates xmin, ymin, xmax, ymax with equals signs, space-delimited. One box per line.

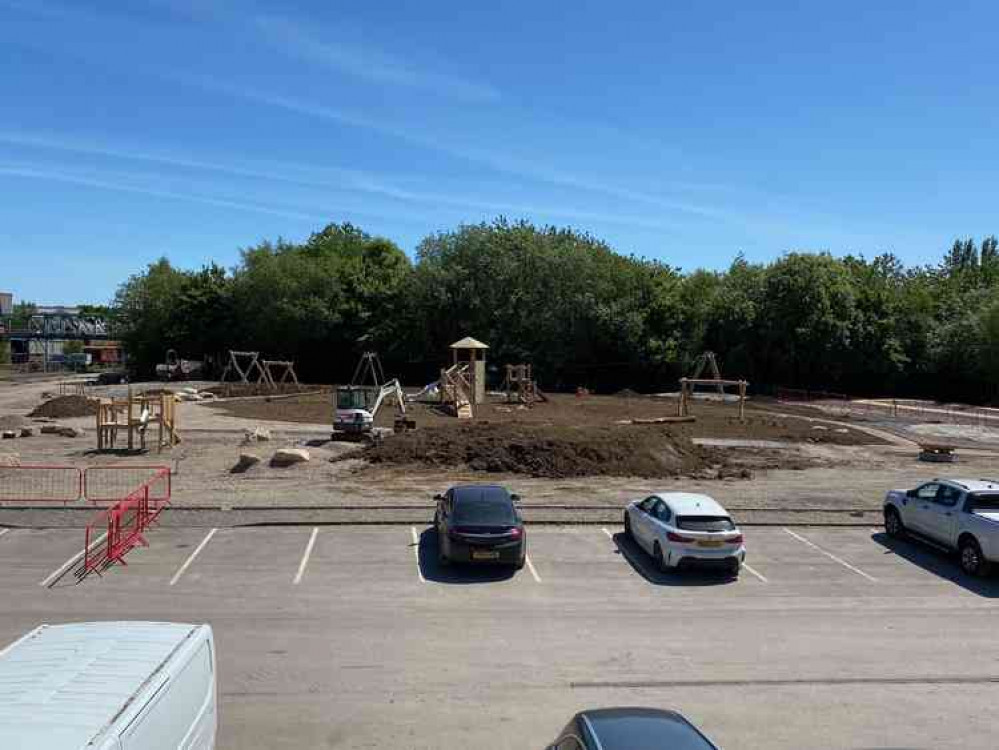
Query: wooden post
xmin=739 ymin=380 xmax=747 ymax=421
xmin=127 ymin=387 xmax=134 ymax=452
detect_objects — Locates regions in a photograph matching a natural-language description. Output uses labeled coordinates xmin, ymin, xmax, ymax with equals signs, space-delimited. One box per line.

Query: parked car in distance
xmin=546 ymin=707 xmax=720 ymax=750
xmin=624 ymin=492 xmax=744 ymax=576
xmin=0 ymin=620 xmax=217 ymax=750
xmin=884 ymin=477 xmax=999 ymax=576
xmin=434 ymin=484 xmax=526 ymax=569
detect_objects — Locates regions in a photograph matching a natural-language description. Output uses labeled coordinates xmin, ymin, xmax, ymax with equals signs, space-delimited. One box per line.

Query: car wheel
xmin=959 ymin=537 xmax=990 ymax=577
xmin=653 ymin=542 xmax=668 ymax=573
xmin=514 ymin=553 xmax=526 ymax=571
xmin=624 ymin=512 xmax=632 ymax=539
xmin=884 ymin=507 xmax=905 ymax=539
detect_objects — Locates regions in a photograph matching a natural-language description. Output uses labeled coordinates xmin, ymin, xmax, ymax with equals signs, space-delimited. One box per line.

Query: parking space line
xmin=169 ymin=528 xmax=217 ymax=586
xmin=525 ymin=554 xmax=542 ymax=583
xmin=409 ymin=526 xmax=425 ymax=583
xmin=601 ymin=527 xmax=614 ymax=540
xmin=0 ymin=528 xmax=10 ymax=540
xmin=293 ymin=528 xmax=319 ymax=585
xmin=39 ymin=531 xmax=108 ymax=588
xmin=783 ymin=528 xmax=877 ymax=582
xmin=742 ymin=562 xmax=768 ymax=583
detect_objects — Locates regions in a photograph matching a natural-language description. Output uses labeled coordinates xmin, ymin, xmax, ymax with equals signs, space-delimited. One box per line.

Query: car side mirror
xmin=510 ymin=493 xmax=521 ymax=503
xmin=433 ymin=493 xmax=445 ymax=501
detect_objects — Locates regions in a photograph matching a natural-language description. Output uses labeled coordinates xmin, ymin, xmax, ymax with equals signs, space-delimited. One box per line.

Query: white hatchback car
xmin=624 ymin=492 xmax=745 ymax=575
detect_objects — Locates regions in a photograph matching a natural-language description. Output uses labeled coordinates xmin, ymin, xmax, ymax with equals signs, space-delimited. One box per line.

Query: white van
xmin=0 ymin=621 xmax=217 ymax=750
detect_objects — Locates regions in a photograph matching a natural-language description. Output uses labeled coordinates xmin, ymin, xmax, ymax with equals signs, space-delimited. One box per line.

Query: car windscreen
xmin=452 ymin=492 xmax=517 ymax=526
xmin=969 ymin=493 xmax=999 ymax=512
xmin=675 ymin=515 xmax=734 ymax=532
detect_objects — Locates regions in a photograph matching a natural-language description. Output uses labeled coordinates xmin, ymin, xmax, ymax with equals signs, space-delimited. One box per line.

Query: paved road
xmin=1 ymin=524 xmax=997 ymax=749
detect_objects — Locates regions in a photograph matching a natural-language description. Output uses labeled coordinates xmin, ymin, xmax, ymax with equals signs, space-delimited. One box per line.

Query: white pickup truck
xmin=883 ymin=477 xmax=999 ymax=576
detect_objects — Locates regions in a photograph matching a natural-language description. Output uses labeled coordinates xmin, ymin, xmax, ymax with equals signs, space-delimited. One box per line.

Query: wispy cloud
xmin=0 ymin=162 xmax=326 ymax=222
xmin=252 ymin=14 xmax=499 ymax=103
xmin=0 ymin=130 xmax=683 ymax=232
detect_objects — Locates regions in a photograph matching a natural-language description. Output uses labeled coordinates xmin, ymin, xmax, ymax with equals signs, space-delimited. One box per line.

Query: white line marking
xmin=783 ymin=528 xmax=877 ymax=582
xmin=0 ymin=528 xmax=10 ymax=540
xmin=525 ymin=554 xmax=542 ymax=583
xmin=601 ymin=527 xmax=614 ymax=540
xmin=410 ymin=526 xmax=425 ymax=583
xmin=169 ymin=528 xmax=217 ymax=586
xmin=742 ymin=562 xmax=768 ymax=583
xmin=293 ymin=527 xmax=319 ymax=585
xmin=40 ymin=531 xmax=108 ymax=588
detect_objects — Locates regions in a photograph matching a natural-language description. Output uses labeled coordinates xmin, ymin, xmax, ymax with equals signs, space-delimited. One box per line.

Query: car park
xmin=883 ymin=477 xmax=999 ymax=576
xmin=434 ymin=484 xmax=526 ymax=569
xmin=545 ymin=707 xmax=720 ymax=750
xmin=624 ymin=492 xmax=745 ymax=575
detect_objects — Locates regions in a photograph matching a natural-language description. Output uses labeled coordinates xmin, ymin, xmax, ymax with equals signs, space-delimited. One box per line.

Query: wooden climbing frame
xmin=96 ymin=389 xmax=180 ymax=453
xmin=219 ymin=350 xmax=266 ymax=385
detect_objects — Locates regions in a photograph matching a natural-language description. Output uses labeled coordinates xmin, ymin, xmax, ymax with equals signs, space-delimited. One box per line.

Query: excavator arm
xmin=369 ymin=379 xmax=406 ymax=420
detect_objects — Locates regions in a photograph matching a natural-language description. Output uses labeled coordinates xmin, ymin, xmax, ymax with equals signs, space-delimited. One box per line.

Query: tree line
xmin=108 ymin=219 xmax=999 ymax=403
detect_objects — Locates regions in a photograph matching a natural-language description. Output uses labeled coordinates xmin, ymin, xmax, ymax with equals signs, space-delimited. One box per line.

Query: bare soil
xmin=28 ymin=395 xmax=100 ymax=419
xmin=362 ymin=423 xmax=732 ymax=479
xmin=207 ymin=392 xmax=882 ymax=446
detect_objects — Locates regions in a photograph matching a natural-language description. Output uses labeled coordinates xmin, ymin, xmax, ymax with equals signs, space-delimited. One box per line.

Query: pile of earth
xmin=29 ymin=395 xmax=100 ymax=418
xmin=363 ymin=423 xmax=715 ymax=479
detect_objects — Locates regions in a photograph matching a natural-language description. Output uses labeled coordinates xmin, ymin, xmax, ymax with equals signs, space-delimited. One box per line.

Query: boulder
xmin=57 ymin=427 xmax=85 ymax=438
xmin=18 ymin=427 xmax=34 ymax=438
xmin=270 ymin=447 xmax=310 ymax=467
xmin=40 ymin=424 xmax=62 ymax=434
xmin=243 ymin=427 xmax=272 ymax=444
xmin=1 ymin=430 xmax=16 ymax=439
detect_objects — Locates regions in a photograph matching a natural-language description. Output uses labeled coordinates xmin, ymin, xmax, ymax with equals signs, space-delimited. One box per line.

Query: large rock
xmin=270 ymin=447 xmax=310 ymax=467
xmin=57 ymin=427 xmax=85 ymax=438
xmin=243 ymin=427 xmax=272 ymax=444
xmin=1 ymin=430 xmax=16 ymax=440
xmin=19 ymin=427 xmax=34 ymax=438
xmin=40 ymin=424 xmax=62 ymax=434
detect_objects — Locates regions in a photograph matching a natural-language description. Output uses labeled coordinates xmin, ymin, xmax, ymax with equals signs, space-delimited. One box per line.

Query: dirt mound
xmin=29 ymin=395 xmax=100 ymax=419
xmin=363 ymin=423 xmax=711 ymax=478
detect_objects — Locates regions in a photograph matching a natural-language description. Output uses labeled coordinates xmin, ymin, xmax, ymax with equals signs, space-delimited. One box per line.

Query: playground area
xmin=2 ymin=339 xmax=999 ymax=521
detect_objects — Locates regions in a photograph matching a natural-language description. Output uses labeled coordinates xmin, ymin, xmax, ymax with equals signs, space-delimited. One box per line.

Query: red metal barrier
xmin=82 ymin=468 xmax=171 ymax=574
xmin=0 ymin=465 xmax=82 ymax=503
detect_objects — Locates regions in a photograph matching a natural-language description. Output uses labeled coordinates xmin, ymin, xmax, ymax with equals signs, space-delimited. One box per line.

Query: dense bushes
xmin=111 ymin=219 xmax=999 ymax=403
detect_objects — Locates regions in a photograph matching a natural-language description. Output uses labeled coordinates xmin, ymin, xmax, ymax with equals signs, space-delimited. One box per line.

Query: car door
xmin=907 ymin=482 xmax=941 ymax=534
xmin=921 ymin=483 xmax=962 ymax=548
xmin=633 ymin=497 xmax=658 ymax=552
xmin=649 ymin=499 xmax=672 ymax=551
xmin=436 ymin=492 xmax=452 ymax=554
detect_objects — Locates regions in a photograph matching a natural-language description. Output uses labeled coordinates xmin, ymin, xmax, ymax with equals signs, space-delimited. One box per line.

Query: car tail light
xmin=727 ymin=534 xmax=744 ymax=545
xmin=507 ymin=527 xmax=522 ymax=539
xmin=667 ymin=531 xmax=696 ymax=543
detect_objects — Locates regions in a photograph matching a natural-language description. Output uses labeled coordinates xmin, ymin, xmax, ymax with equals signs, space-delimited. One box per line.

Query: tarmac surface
xmin=2 ymin=523 xmax=998 ymax=749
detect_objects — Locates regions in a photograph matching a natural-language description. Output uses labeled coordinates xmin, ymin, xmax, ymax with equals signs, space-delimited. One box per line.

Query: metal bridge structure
xmin=0 ymin=310 xmax=114 ymax=341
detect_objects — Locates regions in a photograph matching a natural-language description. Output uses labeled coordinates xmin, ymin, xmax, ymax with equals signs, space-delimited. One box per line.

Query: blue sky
xmin=2 ymin=0 xmax=997 ymax=304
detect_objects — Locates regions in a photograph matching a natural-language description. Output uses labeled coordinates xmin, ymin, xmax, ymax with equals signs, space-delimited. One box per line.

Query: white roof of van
xmin=0 ymin=621 xmax=198 ymax=750
xmin=656 ymin=492 xmax=729 ymax=516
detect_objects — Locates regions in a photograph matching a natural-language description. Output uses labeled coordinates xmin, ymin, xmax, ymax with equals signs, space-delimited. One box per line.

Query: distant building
xmin=0 ymin=292 xmax=12 ymax=315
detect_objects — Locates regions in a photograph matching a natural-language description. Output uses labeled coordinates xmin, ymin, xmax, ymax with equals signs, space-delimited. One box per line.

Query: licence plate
xmin=697 ymin=540 xmax=724 ymax=548
xmin=472 ymin=550 xmax=500 ymax=560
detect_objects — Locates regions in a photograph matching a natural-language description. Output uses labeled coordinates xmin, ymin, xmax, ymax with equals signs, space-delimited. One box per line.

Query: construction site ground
xmin=3 ymin=376 xmax=999 ymax=527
